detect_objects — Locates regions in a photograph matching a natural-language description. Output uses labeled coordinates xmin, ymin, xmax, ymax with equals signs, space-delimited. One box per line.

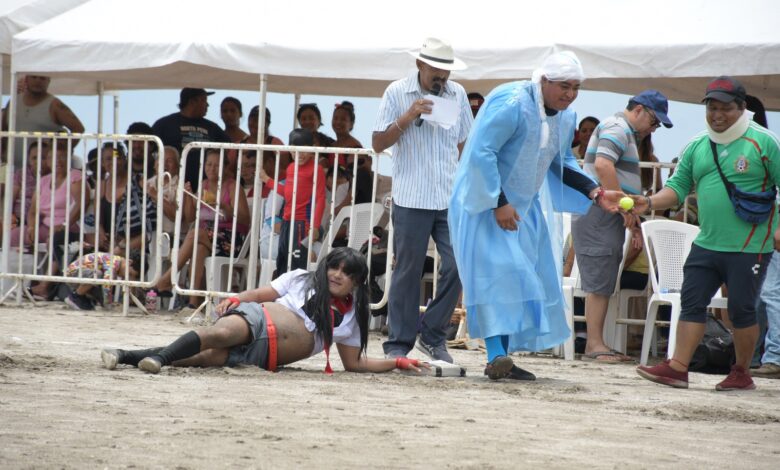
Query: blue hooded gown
xmin=449 ymin=81 xmax=594 ymax=352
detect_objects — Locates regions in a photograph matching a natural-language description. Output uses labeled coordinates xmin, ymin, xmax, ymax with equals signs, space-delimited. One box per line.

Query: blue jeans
xmin=760 ymin=252 xmax=780 ymax=365
xmin=383 ymin=204 xmax=461 ymax=355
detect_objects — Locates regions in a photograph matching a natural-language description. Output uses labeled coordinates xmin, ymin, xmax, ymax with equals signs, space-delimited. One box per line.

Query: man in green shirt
xmin=633 ymin=76 xmax=780 ymax=391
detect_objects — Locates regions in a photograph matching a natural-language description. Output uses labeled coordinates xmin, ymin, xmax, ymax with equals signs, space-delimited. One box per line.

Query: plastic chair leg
xmin=666 ymin=299 xmax=682 ymax=360
xmin=612 ymin=292 xmax=632 ymax=354
xmin=603 ymin=296 xmax=619 ymax=353
xmin=562 ymin=285 xmax=575 ymax=361
xmin=640 ymin=302 xmax=660 ymax=366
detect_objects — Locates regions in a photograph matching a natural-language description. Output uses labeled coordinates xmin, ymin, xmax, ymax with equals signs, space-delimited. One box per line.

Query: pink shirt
xmin=38 ymin=170 xmax=82 ymax=228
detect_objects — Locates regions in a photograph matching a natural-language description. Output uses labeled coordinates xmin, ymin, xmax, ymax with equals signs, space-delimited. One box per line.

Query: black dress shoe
xmin=506 ymin=364 xmax=536 ymax=381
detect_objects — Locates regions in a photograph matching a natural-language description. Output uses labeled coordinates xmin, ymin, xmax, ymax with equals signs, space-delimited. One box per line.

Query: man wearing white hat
xmin=373 ymin=37 xmax=473 ymax=363
xmin=449 ymin=52 xmax=625 ymax=380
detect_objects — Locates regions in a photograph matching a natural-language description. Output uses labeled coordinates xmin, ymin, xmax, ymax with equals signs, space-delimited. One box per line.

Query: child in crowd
xmin=63 ymin=249 xmax=145 ymax=310
xmin=260 ymin=129 xmax=326 ymax=276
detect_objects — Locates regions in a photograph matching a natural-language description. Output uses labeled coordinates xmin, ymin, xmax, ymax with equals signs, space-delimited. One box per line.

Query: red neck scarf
xmin=323 ymin=294 xmax=354 ymax=375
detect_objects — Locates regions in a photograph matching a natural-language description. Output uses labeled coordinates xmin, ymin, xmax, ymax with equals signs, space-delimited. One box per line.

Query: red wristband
xmin=395 ymin=357 xmax=419 ymax=369
xmin=228 ymin=296 xmax=241 ymax=306
xmin=593 ymin=187 xmax=605 ymax=206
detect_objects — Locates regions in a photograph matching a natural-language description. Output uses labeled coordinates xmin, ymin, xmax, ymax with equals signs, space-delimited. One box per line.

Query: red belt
xmin=262 ymin=304 xmax=278 ymax=372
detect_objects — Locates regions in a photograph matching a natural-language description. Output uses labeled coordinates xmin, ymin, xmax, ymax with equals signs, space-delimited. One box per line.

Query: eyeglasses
xmin=643 ymin=107 xmax=661 ymax=128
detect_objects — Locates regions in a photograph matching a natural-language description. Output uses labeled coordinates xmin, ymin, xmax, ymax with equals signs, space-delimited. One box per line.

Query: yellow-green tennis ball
xmin=619 ymin=197 xmax=634 ymax=211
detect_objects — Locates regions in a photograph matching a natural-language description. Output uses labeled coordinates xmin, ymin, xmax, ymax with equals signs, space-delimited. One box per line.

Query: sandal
xmin=582 ymin=350 xmax=635 ymax=363
xmin=149 ymin=288 xmax=173 ymax=298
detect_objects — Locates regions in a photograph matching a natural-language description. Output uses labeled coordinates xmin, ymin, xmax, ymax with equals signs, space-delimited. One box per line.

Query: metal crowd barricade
xmin=637 ymin=160 xmax=690 ymax=221
xmin=172 ymin=142 xmax=391 ymax=322
xmin=0 ymin=132 xmax=164 ymax=315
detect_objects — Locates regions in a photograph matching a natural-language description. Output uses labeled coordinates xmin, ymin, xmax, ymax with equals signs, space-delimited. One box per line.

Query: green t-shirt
xmin=665 ymin=122 xmax=780 ymax=253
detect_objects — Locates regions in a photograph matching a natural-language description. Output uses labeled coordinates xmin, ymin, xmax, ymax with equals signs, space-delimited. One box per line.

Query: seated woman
xmin=238 ymin=150 xmax=260 ymax=215
xmin=96 ymin=143 xmax=157 ymax=255
xmin=12 ymin=141 xmax=51 ymax=231
xmin=101 ymin=247 xmax=426 ymax=375
xmin=146 ymin=145 xmax=181 ymax=241
xmin=151 ymin=149 xmax=250 ymax=307
xmin=259 ymin=151 xmax=285 ymax=263
xmin=11 ymin=142 xmax=87 ymax=299
xmin=329 ymin=101 xmax=363 ymax=168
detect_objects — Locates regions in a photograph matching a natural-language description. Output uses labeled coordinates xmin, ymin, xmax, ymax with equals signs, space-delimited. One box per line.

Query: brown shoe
xmin=752 ymin=362 xmax=780 ymax=379
xmin=636 ymin=360 xmax=689 ymax=389
xmin=716 ymin=365 xmax=756 ymax=391
xmin=484 ymin=356 xmax=514 ymax=380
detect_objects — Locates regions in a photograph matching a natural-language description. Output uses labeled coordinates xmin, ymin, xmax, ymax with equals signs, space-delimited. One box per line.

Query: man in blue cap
xmin=572 ymin=90 xmax=673 ymax=362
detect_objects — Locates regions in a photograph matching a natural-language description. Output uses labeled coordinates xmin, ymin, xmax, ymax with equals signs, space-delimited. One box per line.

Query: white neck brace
xmin=706 ymin=110 xmax=753 ymax=144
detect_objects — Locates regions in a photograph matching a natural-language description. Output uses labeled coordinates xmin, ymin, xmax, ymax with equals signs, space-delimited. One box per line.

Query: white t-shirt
xmin=270 ymin=269 xmax=360 ymax=355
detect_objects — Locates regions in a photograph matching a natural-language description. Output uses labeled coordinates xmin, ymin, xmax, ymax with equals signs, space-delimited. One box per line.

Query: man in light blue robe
xmin=449 ymin=52 xmax=625 ymax=380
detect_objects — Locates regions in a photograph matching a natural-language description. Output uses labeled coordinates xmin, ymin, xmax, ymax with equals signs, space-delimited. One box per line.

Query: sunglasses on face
xmin=643 ymin=107 xmax=661 ymax=128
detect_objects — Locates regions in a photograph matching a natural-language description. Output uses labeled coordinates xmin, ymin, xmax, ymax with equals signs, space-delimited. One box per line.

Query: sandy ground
xmin=1 ymin=302 xmax=780 ymax=469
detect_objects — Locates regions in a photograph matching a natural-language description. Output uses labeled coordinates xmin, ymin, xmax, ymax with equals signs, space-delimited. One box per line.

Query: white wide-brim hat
xmin=408 ymin=37 xmax=467 ymax=71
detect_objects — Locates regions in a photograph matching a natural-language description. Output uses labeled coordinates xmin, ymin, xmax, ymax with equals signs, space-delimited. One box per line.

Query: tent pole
xmin=293 ymin=94 xmax=301 ymax=127
xmin=246 ymin=74 xmax=268 ymax=289
xmin=1 ymin=70 xmax=18 ymax=299
xmin=0 ymin=54 xmax=4 ymax=127
xmin=97 ymin=81 xmax=104 ymax=134
xmin=113 ymin=95 xmax=119 ymax=134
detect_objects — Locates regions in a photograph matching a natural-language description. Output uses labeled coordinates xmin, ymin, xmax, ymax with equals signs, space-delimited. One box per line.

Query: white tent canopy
xmin=10 ymin=0 xmax=780 ymax=108
xmin=1 ymin=0 xmax=96 ymax=95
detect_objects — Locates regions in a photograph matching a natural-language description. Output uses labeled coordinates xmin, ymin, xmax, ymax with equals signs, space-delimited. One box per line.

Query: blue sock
xmin=485 ymin=335 xmax=508 ymax=363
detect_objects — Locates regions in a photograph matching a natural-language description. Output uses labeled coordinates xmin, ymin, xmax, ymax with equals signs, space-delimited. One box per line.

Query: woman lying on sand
xmin=101 ymin=247 xmax=426 ymax=375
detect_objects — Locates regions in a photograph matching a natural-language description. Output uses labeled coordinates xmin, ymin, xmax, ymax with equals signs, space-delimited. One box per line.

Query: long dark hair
xmin=638 ymin=133 xmax=655 ymax=192
xmin=302 ymin=247 xmax=370 ymax=357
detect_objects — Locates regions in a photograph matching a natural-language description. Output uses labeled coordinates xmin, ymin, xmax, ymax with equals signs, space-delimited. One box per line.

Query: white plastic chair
xmin=205 ymin=233 xmax=252 ymax=294
xmin=308 ymin=202 xmax=384 ymax=271
xmin=639 ymin=219 xmax=727 ymax=365
xmin=611 ymin=228 xmax=653 ymax=353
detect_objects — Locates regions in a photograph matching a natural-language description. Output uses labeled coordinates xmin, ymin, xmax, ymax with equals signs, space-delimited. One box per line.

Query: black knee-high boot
xmin=151 ymin=331 xmax=202 ymax=366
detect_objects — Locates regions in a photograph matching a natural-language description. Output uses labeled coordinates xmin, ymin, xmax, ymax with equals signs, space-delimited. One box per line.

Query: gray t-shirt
xmin=582 ymin=112 xmax=641 ymax=195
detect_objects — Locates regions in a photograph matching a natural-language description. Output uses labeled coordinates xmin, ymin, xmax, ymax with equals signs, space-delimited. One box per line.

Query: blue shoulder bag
xmin=710 ymin=140 xmax=776 ymax=225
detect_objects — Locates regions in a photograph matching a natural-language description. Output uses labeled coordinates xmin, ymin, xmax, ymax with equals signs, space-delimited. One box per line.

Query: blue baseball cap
xmin=630 ymin=90 xmax=673 ymax=128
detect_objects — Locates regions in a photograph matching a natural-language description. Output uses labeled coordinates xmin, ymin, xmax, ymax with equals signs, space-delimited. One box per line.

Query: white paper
xmin=421 ymin=94 xmax=459 ymax=129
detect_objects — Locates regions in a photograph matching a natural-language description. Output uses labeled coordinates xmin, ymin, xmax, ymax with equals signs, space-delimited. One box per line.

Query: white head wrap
xmin=531 ymin=51 xmax=585 ymax=148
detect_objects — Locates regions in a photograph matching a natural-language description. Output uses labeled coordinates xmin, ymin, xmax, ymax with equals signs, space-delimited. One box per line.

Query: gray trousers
xmin=383 ymin=203 xmax=462 ymax=355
